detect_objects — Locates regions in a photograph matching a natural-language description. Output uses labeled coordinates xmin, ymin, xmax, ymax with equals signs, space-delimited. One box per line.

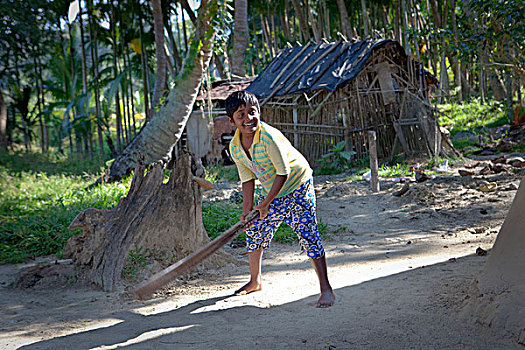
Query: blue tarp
xmin=247 ymin=39 xmax=407 ymax=99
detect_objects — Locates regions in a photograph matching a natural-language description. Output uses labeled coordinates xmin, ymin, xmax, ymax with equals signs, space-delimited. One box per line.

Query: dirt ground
xmin=1 ymin=165 xmax=524 ymax=349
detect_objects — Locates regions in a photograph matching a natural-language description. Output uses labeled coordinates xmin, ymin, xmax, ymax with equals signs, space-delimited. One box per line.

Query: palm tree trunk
xmin=450 ymin=0 xmax=462 ymax=101
xmin=231 ymin=0 xmax=248 ymax=77
xmin=108 ymin=0 xmax=220 ymax=180
xmin=33 ymin=56 xmax=45 ymax=153
xmin=67 ymin=22 xmax=77 ymax=154
xmin=37 ymin=56 xmax=48 ymax=152
xmin=337 ymin=0 xmax=352 ymax=40
xmin=401 ymin=0 xmax=410 ymax=55
xmin=282 ymin=0 xmax=291 ymax=42
xmin=181 ymin=3 xmax=189 ymax=52
xmin=77 ymin=11 xmax=88 ymax=153
xmin=361 ymin=0 xmax=370 ymax=37
xmin=109 ymin=2 xmax=123 ymax=151
xmin=120 ymin=25 xmax=130 ymax=145
xmin=0 ymin=92 xmax=7 ymax=150
xmin=322 ymin=0 xmax=330 ymax=40
xmin=213 ymin=53 xmax=229 ymax=80
xmin=151 ymin=0 xmax=168 ymax=109
xmin=291 ymin=0 xmax=310 ymax=43
xmin=270 ymin=12 xmax=278 ymax=53
xmin=166 ymin=17 xmax=182 ymax=72
xmin=126 ymin=49 xmax=137 ymax=137
xmin=138 ymin=13 xmax=151 ymax=121
xmin=180 ymin=0 xmax=197 ymax=23
xmin=261 ymin=15 xmax=274 ymax=57
xmin=307 ymin=3 xmax=321 ymax=42
xmin=86 ymin=0 xmax=101 ymax=155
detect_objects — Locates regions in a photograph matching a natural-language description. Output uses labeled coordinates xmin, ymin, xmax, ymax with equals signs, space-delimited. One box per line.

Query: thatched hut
xmin=246 ymin=39 xmax=446 ymax=165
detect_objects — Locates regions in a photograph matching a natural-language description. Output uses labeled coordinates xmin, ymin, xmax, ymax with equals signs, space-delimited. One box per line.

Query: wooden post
xmin=434 ymin=118 xmax=439 ymax=163
xmin=342 ymin=103 xmax=353 ymax=158
xmin=293 ymin=108 xmax=299 ymax=148
xmin=368 ymin=130 xmax=380 ymax=192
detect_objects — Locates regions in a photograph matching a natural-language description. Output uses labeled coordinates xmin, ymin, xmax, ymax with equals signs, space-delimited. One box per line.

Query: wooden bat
xmin=133 ymin=210 xmax=260 ymax=300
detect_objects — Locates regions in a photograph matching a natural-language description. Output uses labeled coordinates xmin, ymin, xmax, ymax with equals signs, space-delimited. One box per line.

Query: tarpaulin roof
xmin=246 ymin=39 xmax=406 ymax=100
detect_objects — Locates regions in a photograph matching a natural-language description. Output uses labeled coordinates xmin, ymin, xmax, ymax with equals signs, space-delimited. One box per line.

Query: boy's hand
xmin=254 ymin=202 xmax=270 ymax=220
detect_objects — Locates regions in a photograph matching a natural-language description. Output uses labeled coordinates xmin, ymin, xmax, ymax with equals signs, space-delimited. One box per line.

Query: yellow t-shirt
xmin=229 ymin=122 xmax=312 ymax=197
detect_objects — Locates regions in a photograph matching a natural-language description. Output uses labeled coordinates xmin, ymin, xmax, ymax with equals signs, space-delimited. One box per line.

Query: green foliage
xmin=439 ymin=99 xmax=507 ymax=135
xmin=121 ymin=246 xmax=149 ymax=279
xmin=439 ymin=99 xmax=508 ymax=149
xmin=205 ymin=165 xmax=239 ymax=183
xmin=316 ymin=141 xmax=356 ymax=175
xmin=378 ymin=163 xmax=413 ymax=178
xmin=458 ymin=0 xmax=524 ymax=74
xmin=0 ymin=151 xmax=130 ymax=263
xmin=0 ymin=150 xmax=110 ymax=176
xmin=202 ymin=202 xmax=243 ymax=240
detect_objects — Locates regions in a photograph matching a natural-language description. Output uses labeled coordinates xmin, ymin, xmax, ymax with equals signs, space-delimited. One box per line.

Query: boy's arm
xmin=254 ymin=174 xmax=288 ymax=219
xmin=241 ymin=179 xmax=255 ymax=222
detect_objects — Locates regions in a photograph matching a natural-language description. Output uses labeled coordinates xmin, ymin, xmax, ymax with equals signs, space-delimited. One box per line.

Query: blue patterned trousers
xmin=245 ymin=178 xmax=325 ymax=259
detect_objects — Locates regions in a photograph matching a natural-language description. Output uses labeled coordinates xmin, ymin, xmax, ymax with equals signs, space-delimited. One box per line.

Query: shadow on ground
xmin=16 ymin=254 xmax=521 ymax=350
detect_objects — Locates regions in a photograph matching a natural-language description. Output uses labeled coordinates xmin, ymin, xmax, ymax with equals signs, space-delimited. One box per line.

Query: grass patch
xmin=0 ymin=150 xmax=130 ymax=264
xmin=0 ymin=149 xmax=325 ymax=263
xmin=0 ymin=150 xmax=110 ymax=176
xmin=202 ymin=202 xmax=243 ymax=240
xmin=201 ymin=200 xmax=329 ymax=245
xmin=205 ymin=164 xmax=239 ymax=183
xmin=439 ymin=99 xmax=507 ymax=134
xmin=439 ymin=99 xmax=508 ymax=149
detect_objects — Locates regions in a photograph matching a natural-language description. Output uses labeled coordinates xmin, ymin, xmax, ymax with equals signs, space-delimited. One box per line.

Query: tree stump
xmin=64 ymin=151 xmax=213 ymax=292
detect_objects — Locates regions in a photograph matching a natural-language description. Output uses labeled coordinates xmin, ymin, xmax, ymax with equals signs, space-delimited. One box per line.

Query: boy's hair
xmin=225 ymin=91 xmax=260 ymax=118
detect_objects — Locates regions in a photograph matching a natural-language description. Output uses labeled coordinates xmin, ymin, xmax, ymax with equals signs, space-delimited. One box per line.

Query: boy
xmin=225 ymin=90 xmax=335 ymax=308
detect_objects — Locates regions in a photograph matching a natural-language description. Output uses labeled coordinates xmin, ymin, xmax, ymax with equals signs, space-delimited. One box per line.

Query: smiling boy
xmin=225 ymin=90 xmax=335 ymax=308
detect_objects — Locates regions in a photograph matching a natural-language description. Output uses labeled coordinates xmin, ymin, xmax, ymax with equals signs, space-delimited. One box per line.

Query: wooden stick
xmin=270 ymin=41 xmax=313 ymax=89
xmin=305 ymin=41 xmax=350 ymax=88
xmin=309 ymin=90 xmax=335 ymax=119
xmin=394 ymin=92 xmax=410 ymax=155
xmin=369 ymin=131 xmax=380 ymax=192
xmin=133 ymin=210 xmax=260 ymax=300
xmin=261 ymin=42 xmax=324 ymax=106
xmin=280 ymin=39 xmax=344 ymax=96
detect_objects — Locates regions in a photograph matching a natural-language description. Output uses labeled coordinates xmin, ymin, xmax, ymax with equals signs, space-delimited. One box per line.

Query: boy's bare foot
xmin=316 ymin=290 xmax=335 ymax=308
xmin=234 ymin=280 xmax=262 ymax=295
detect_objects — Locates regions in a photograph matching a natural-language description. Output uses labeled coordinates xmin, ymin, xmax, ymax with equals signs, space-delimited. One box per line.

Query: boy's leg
xmin=236 ymin=195 xmax=288 ymax=296
xmin=234 ymin=247 xmax=263 ymax=295
xmin=286 ymin=179 xmax=335 ymax=307
xmin=310 ymin=256 xmax=335 ymax=308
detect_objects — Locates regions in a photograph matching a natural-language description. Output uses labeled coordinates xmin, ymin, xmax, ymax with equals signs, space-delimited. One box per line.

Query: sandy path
xmin=1 ymin=171 xmax=523 ymax=349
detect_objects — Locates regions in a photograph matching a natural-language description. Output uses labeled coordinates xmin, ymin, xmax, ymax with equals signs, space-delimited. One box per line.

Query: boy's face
xmin=229 ymin=101 xmax=260 ymax=135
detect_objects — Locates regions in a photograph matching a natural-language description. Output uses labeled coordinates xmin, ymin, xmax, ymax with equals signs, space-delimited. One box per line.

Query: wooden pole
xmin=368 ymin=130 xmax=380 ymax=192
xmin=293 ymin=107 xmax=299 ymax=147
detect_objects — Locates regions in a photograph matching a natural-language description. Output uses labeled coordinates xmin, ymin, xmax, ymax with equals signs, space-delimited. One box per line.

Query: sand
xmin=1 ymin=169 xmax=523 ymax=349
